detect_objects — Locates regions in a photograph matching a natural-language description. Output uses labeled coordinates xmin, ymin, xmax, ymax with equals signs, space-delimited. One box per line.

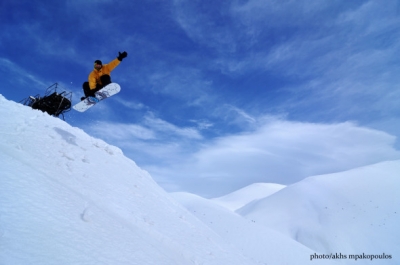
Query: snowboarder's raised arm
xmin=105 ymin=58 xmax=121 ymax=73
xmin=106 ymin=51 xmax=128 ymax=72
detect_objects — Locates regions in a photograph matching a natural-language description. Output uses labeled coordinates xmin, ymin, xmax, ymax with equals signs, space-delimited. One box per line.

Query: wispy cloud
xmin=189 ymin=119 xmax=214 ymax=130
xmin=140 ymin=65 xmax=215 ymax=106
xmin=143 ymin=112 xmax=203 ymax=140
xmin=89 ymin=121 xmax=156 ymax=141
xmin=212 ymin=104 xmax=259 ymax=130
xmin=0 ymin=58 xmax=49 ymax=90
xmin=87 ymin=112 xmax=203 ymax=143
xmin=147 ymin=119 xmax=400 ymax=197
xmin=114 ymin=97 xmax=147 ymax=110
xmin=172 ymin=1 xmax=238 ymax=53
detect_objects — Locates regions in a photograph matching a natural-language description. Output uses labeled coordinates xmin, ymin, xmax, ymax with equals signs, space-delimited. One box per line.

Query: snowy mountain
xmin=1 ymin=94 xmax=399 ymax=265
xmin=237 ymin=161 xmax=400 ymax=257
xmin=0 ymin=95 xmax=254 ymax=265
xmin=171 ymin=191 xmax=314 ymax=264
xmin=173 ymin=163 xmax=400 ymax=265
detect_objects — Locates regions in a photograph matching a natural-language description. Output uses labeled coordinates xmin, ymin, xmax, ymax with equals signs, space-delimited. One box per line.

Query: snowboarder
xmin=81 ymin=51 xmax=128 ymax=100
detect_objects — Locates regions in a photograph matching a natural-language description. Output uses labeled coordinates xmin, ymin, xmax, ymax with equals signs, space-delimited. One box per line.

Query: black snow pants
xmin=82 ymin=75 xmax=112 ymax=97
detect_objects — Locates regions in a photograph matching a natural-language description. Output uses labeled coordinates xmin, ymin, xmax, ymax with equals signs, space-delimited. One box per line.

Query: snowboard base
xmin=73 ymin=83 xmax=121 ymax=112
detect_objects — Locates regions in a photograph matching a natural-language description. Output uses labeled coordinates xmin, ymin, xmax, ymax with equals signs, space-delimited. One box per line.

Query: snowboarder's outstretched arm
xmin=104 ymin=58 xmax=121 ymax=73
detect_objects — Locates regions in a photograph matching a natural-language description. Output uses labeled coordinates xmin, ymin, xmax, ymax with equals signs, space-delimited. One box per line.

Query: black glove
xmin=117 ymin=51 xmax=128 ymax=61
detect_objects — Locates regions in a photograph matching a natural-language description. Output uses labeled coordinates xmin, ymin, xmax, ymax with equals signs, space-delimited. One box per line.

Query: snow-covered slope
xmin=173 ymin=162 xmax=400 ymax=264
xmin=237 ymin=161 xmax=400 ymax=262
xmin=212 ymin=182 xmax=285 ymax=211
xmin=171 ymin=192 xmax=320 ymax=265
xmin=0 ymin=95 xmax=254 ymax=265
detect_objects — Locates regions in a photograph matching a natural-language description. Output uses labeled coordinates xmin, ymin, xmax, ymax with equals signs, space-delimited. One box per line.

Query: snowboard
xmin=73 ymin=83 xmax=121 ymax=112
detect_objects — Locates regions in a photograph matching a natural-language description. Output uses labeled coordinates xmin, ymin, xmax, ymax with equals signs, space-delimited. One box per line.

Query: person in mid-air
xmin=81 ymin=51 xmax=127 ymax=100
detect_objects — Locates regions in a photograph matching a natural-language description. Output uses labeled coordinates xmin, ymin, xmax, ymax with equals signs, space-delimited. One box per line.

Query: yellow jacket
xmin=88 ymin=58 xmax=121 ymax=89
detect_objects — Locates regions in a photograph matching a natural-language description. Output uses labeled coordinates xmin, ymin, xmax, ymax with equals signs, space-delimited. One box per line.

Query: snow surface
xmin=171 ymin=192 xmax=314 ymax=264
xmin=1 ymin=94 xmax=399 ymax=265
xmin=0 ymin=95 xmax=253 ymax=265
xmin=172 ymin=164 xmax=400 ymax=265
xmin=237 ymin=161 xmax=400 ymax=257
xmin=211 ymin=182 xmax=286 ymax=211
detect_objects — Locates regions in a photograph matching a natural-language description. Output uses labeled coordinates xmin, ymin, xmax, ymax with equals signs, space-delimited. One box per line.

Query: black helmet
xmin=94 ymin=60 xmax=102 ymax=65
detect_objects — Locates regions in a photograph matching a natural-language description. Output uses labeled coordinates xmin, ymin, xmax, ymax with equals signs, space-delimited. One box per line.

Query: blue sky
xmin=1 ymin=0 xmax=400 ymax=197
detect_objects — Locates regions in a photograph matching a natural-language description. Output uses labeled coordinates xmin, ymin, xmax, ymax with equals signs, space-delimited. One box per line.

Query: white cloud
xmin=143 ymin=113 xmax=203 ymax=140
xmin=114 ymin=97 xmax=147 ymax=110
xmin=145 ymin=119 xmax=400 ymax=197
xmin=143 ymin=65 xmax=214 ymax=106
xmin=172 ymin=1 xmax=238 ymax=53
xmin=0 ymin=58 xmax=49 ymax=89
xmin=220 ymin=104 xmax=257 ymax=125
xmin=189 ymin=119 xmax=214 ymax=130
xmin=88 ymin=121 xmax=156 ymax=141
xmin=86 ymin=113 xmax=203 ymax=144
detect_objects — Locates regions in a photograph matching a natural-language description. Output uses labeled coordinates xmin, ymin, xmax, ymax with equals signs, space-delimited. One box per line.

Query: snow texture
xmin=1 ymin=94 xmax=399 ymax=265
xmin=0 ymin=95 xmax=252 ymax=265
